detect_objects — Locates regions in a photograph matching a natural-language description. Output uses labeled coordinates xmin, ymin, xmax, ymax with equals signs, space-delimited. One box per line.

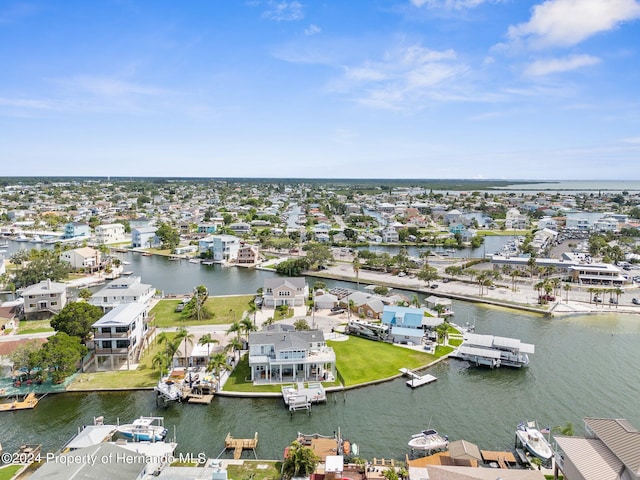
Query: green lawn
xmin=328 ymin=336 xmax=439 ymax=386
xmin=151 ymin=296 xmax=254 ymax=327
xmin=0 ymin=464 xmax=23 ymax=480
xmin=227 ymin=461 xmax=282 ymax=480
xmin=68 ymin=333 xmax=177 ymax=390
xmin=18 ymin=319 xmax=54 ymax=335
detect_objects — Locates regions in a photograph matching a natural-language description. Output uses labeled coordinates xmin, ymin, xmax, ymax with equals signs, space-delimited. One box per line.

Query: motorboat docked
xmin=453 ymin=332 xmax=534 ymax=368
xmin=515 ymin=421 xmax=553 ymax=462
xmin=14 ymin=233 xmax=29 ymax=242
xmin=116 ymin=416 xmax=168 ymax=442
xmin=30 ymin=235 xmax=43 ymax=243
xmin=408 ymin=429 xmax=449 ymax=452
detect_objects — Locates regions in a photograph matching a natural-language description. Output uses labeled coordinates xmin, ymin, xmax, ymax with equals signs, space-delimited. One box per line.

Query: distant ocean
xmin=499 ymin=180 xmax=640 ymax=193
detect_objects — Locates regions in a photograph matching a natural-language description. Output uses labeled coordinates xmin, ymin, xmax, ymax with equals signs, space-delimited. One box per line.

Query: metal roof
xmin=555 ymin=436 xmax=623 ymax=480
xmin=584 ymin=417 xmax=640 ymax=475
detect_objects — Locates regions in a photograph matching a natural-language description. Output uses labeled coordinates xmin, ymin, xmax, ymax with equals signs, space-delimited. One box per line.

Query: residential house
xmin=554 ymin=417 xmax=640 ymax=480
xmin=262 ymin=277 xmax=308 ymax=307
xmin=537 ymin=216 xmax=558 ymax=231
xmin=313 ymin=290 xmax=338 ymax=309
xmin=94 ymin=223 xmax=126 ymax=244
xmin=91 ymin=303 xmax=149 ymax=370
xmin=382 ymin=227 xmax=399 ymax=243
xmin=89 ymin=276 xmax=155 ymax=312
xmin=129 ymin=217 xmax=152 ymax=229
xmin=197 ymin=222 xmax=218 ymax=234
xmin=198 ymin=234 xmax=240 ymax=262
xmin=229 ymin=222 xmax=251 ymax=235
xmin=21 ymin=279 xmax=67 ymax=320
xmin=59 ymin=246 xmax=101 ymax=272
xmin=381 ymin=305 xmax=432 ymax=344
xmin=248 ymin=325 xmax=335 ymax=383
xmin=63 ymin=222 xmax=91 ymax=239
xmin=504 ymin=208 xmax=529 ymax=230
xmin=237 ymin=244 xmax=260 ymax=264
xmin=131 ymin=226 xmax=158 ymax=248
xmin=342 ymin=291 xmax=384 ymax=319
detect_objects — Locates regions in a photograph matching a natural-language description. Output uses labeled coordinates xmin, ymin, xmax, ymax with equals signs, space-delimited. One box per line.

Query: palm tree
xmin=282 ymin=441 xmax=319 ymax=480
xmin=198 ymin=333 xmax=218 ymax=359
xmin=175 ymin=327 xmax=195 ymax=360
xmin=247 ymin=300 xmax=258 ymax=327
xmin=411 ymin=294 xmax=420 ymax=308
xmin=207 ymin=353 xmax=232 ymax=392
xmin=552 ymin=422 xmax=574 ymax=436
xmin=225 ymin=337 xmax=243 ymax=362
xmin=226 ymin=321 xmax=242 ymax=341
xmin=352 ymin=255 xmax=361 ymax=291
xmin=151 ymin=352 xmax=166 ymax=374
xmin=240 ymin=316 xmax=256 ymax=342
xmin=563 ymin=283 xmax=572 ymax=303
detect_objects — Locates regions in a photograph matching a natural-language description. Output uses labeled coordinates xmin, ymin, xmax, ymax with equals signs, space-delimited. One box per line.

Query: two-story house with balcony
xmin=59 ymin=246 xmax=101 ymax=272
xmin=88 ymin=276 xmax=155 ymax=312
xmin=94 ymin=223 xmax=126 ymax=244
xmin=21 ymin=279 xmax=67 ymax=320
xmin=237 ymin=244 xmax=260 ymax=264
xmin=131 ymin=226 xmax=159 ymax=248
xmin=198 ymin=234 xmax=240 ymax=262
xmin=262 ymin=277 xmax=308 ymax=307
xmin=91 ymin=302 xmax=149 ymax=370
xmin=248 ymin=325 xmax=335 ymax=383
xmin=63 ymin=222 xmax=91 ymax=240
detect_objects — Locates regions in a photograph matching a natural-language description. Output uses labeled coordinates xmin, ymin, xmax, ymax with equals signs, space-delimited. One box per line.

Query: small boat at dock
xmin=515 ymin=421 xmax=553 ymax=462
xmin=116 ymin=416 xmax=168 ymax=442
xmin=408 ymin=428 xmax=449 ymax=452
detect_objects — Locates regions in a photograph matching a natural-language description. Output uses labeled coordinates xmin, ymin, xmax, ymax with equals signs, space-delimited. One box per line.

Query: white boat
xmin=31 ymin=235 xmax=43 ymax=243
xmin=0 ymin=241 xmax=8 ymax=248
xmin=515 ymin=421 xmax=553 ymax=461
xmin=154 ymin=379 xmax=184 ymax=402
xmin=408 ymin=429 xmax=449 ymax=452
xmin=116 ymin=416 xmax=168 ymax=442
xmin=14 ymin=234 xmax=29 ymax=242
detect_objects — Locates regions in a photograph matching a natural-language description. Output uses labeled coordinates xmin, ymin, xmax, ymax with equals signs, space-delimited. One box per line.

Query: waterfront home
xmin=94 ymin=223 xmax=126 ymax=244
xmin=131 ymin=226 xmax=159 ymax=248
xmin=59 ymin=246 xmax=101 ymax=272
xmin=198 ymin=234 xmax=240 ymax=262
xmin=172 ymin=333 xmax=224 ymax=369
xmin=554 ymin=417 xmax=640 ymax=480
xmin=62 ymin=221 xmax=91 ymax=239
xmin=90 ymin=302 xmax=150 ymax=370
xmin=237 ymin=244 xmax=260 ymax=264
xmin=341 ymin=291 xmax=384 ymax=319
xmin=21 ymin=279 xmax=67 ymax=320
xmin=262 ymin=277 xmax=308 ymax=307
xmin=89 ymin=276 xmax=155 ymax=312
xmin=229 ymin=222 xmax=251 ymax=234
xmin=248 ymin=325 xmax=335 ymax=383
xmin=29 ymin=442 xmax=150 ymax=480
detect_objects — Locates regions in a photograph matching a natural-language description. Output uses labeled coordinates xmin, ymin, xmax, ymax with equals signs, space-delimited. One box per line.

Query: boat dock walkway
xmin=282 ymin=382 xmax=326 ymax=412
xmin=220 ymin=432 xmax=258 ymax=460
xmin=481 ymin=450 xmax=517 ymax=468
xmin=399 ymin=368 xmax=438 ymax=388
xmin=0 ymin=392 xmax=41 ymax=412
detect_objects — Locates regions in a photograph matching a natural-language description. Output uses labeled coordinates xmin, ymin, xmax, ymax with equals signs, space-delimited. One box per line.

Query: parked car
xmin=609 ymin=298 xmax=618 ymax=304
xmin=593 ymin=296 xmax=603 ymax=303
xmin=632 ymin=298 xmax=639 ymax=305
xmin=330 ymin=306 xmax=345 ymax=314
xmin=538 ymin=294 xmax=555 ymax=302
xmin=175 ymin=303 xmax=186 ymax=312
xmin=430 ymin=284 xmax=439 ymax=289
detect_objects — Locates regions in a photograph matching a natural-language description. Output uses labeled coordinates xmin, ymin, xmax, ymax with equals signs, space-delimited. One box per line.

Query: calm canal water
xmin=2 ymin=241 xmax=639 ymax=460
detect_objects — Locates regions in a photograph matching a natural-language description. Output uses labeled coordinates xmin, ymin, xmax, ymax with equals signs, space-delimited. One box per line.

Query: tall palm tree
xmin=247 ymin=300 xmax=258 ymax=327
xmin=226 ymin=321 xmax=242 ymax=341
xmin=282 ymin=441 xmax=319 ymax=480
xmin=352 ymin=255 xmax=361 ymax=291
xmin=240 ymin=316 xmax=256 ymax=342
xmin=152 ymin=352 xmax=166 ymax=374
xmin=207 ymin=353 xmax=232 ymax=392
xmin=563 ymin=283 xmax=572 ymax=303
xmin=225 ymin=337 xmax=243 ymax=362
xmin=175 ymin=327 xmax=195 ymax=360
xmin=198 ymin=333 xmax=218 ymax=359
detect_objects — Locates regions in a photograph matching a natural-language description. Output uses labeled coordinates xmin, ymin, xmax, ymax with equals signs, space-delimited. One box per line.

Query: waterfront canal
xmin=2 ymin=306 xmax=639 ymax=461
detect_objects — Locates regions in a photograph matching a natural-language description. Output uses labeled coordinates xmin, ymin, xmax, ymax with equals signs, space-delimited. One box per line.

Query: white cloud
xmin=508 ymin=0 xmax=640 ymax=48
xmin=262 ymin=1 xmax=304 ymax=21
xmin=304 ymin=24 xmax=321 ymax=36
xmin=623 ymin=136 xmax=640 ymax=144
xmin=335 ymin=44 xmax=470 ymax=110
xmin=524 ymin=54 xmax=601 ymax=76
xmin=57 ymin=75 xmax=170 ymax=97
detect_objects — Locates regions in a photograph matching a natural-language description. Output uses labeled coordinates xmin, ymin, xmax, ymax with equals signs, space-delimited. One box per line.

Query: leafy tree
xmin=50 ymin=302 xmax=104 ymax=343
xmin=302 ymin=242 xmax=333 ymax=267
xmin=282 ymin=441 xmax=319 ymax=480
xmin=38 ymin=332 xmax=88 ymax=383
xmin=373 ymin=286 xmax=389 ymax=296
xmin=78 ymin=288 xmax=93 ymax=301
xmin=417 ymin=264 xmax=438 ymax=286
xmin=155 ymin=222 xmax=180 ymax=250
xmin=275 ymin=258 xmax=310 ymax=276
xmin=293 ymin=318 xmax=311 ymax=330
xmin=9 ymin=339 xmax=43 ymax=376
xmin=11 ymin=251 xmax=71 ymax=289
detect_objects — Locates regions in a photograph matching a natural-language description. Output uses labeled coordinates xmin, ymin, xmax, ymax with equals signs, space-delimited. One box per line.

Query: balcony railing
xmin=94 ymin=331 xmax=131 ymax=339
xmin=95 ymin=347 xmax=130 ymax=355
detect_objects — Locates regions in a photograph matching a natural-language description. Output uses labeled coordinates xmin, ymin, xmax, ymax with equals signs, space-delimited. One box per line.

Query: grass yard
xmin=68 ymin=333 xmax=177 ymax=390
xmin=152 ymin=295 xmax=254 ymax=328
xmin=328 ymin=336 xmax=438 ymax=386
xmin=227 ymin=461 xmax=282 ymax=480
xmin=18 ymin=319 xmax=54 ymax=335
xmin=0 ymin=465 xmax=23 ymax=480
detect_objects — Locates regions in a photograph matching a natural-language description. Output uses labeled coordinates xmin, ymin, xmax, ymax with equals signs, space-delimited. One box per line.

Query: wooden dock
xmin=481 ymin=450 xmax=517 ymax=468
xmin=222 ymin=432 xmax=258 ymax=460
xmin=186 ymin=393 xmax=214 ymax=404
xmin=0 ymin=392 xmax=40 ymax=412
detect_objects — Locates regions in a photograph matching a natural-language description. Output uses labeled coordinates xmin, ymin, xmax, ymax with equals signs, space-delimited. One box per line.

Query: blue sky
xmin=1 ymin=0 xmax=640 ymax=180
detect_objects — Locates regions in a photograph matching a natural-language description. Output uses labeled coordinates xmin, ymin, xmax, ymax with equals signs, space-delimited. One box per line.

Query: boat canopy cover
xmin=458 ymin=345 xmax=502 ymax=359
